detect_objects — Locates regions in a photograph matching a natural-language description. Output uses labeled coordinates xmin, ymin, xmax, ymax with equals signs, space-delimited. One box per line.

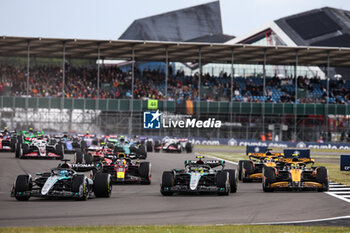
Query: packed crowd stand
xmin=1 ymin=64 xmax=349 ymax=104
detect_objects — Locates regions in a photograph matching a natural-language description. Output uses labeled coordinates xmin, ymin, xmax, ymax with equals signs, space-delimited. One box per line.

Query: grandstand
xmin=0 ymin=2 xmax=350 ymax=143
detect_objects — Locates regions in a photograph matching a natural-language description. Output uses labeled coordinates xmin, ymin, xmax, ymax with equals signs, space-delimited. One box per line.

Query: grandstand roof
xmin=119 ymin=1 xmax=224 ymax=42
xmin=275 ymin=7 xmax=350 ymax=47
xmin=1 ymin=36 xmax=350 ymax=67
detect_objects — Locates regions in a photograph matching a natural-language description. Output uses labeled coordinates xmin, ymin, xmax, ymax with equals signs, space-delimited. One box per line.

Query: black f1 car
xmin=11 ymin=160 xmax=112 ymax=201
xmin=160 ymin=156 xmax=237 ymax=196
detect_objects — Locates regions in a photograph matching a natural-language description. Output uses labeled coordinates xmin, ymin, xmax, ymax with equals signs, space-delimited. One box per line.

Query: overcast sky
xmin=1 ymin=0 xmax=349 ymax=40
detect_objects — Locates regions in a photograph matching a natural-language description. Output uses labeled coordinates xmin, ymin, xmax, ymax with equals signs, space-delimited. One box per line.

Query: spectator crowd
xmin=1 ymin=64 xmax=350 ymax=104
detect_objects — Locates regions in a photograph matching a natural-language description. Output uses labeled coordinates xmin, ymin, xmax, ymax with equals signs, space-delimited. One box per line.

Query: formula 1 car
xmin=11 ymin=160 xmax=112 ymax=201
xmin=262 ymin=151 xmax=329 ymax=192
xmin=15 ymin=129 xmax=44 ymax=156
xmin=238 ymin=148 xmax=283 ymax=182
xmin=154 ymin=137 xmax=193 ymax=153
xmin=106 ymin=135 xmax=147 ymax=159
xmin=92 ymin=152 xmax=151 ymax=184
xmin=74 ymin=143 xmax=115 ymax=164
xmin=160 ymin=156 xmax=236 ymax=196
xmin=52 ymin=134 xmax=78 ymax=153
xmin=16 ymin=136 xmax=64 ymax=160
xmin=0 ymin=128 xmax=16 ymax=152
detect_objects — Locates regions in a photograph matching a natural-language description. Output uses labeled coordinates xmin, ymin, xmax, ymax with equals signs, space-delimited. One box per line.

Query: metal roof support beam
xmin=62 ymin=41 xmax=66 ymax=102
xmin=198 ymin=47 xmax=202 ymax=101
xmin=262 ymin=49 xmax=267 ymax=137
xmin=97 ymin=43 xmax=101 ymax=99
xmin=26 ymin=40 xmax=30 ymax=127
xmin=129 ymin=46 xmax=135 ymax=136
xmin=230 ymin=49 xmax=234 ymax=139
xmin=294 ymin=50 xmax=298 ymax=141
xmin=326 ymin=51 xmax=330 ymax=142
xmin=165 ymin=46 xmax=169 ymax=98
xmin=230 ymin=49 xmax=234 ymax=102
xmin=26 ymin=41 xmax=30 ymax=96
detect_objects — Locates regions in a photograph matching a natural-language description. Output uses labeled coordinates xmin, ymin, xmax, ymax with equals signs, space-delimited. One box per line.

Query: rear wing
xmin=248 ymin=152 xmax=283 ymax=159
xmin=283 ymin=149 xmax=310 ymax=158
xmin=185 ymin=160 xmax=225 ymax=168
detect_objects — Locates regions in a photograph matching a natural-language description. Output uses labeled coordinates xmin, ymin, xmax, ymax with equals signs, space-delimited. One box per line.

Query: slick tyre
xmin=72 ymin=175 xmax=88 ymax=201
xmin=316 ymin=166 xmax=329 ymax=192
xmin=138 ymin=145 xmax=147 ymax=159
xmin=154 ymin=141 xmax=161 ymax=152
xmin=217 ymin=171 xmax=230 ymax=196
xmin=15 ymin=143 xmax=20 ymax=158
xmin=10 ymin=137 xmax=16 ymax=152
xmin=146 ymin=141 xmax=153 ymax=152
xmin=238 ymin=160 xmax=250 ymax=181
xmin=242 ymin=161 xmax=254 ymax=182
xmin=74 ymin=149 xmax=83 ymax=164
xmin=263 ymin=167 xmax=275 ymax=192
xmin=55 ymin=144 xmax=64 ymax=160
xmin=19 ymin=144 xmax=29 ymax=159
xmin=185 ymin=142 xmax=192 ymax=153
xmin=84 ymin=153 xmax=93 ymax=164
xmin=14 ymin=175 xmax=32 ymax=201
xmin=94 ymin=173 xmax=112 ymax=198
xmin=224 ymin=169 xmax=237 ymax=193
xmin=139 ymin=162 xmax=151 ymax=184
xmin=161 ymin=171 xmax=174 ymax=196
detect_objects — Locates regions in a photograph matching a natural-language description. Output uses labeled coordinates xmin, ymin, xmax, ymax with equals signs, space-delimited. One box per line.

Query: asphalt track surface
xmin=0 ymin=150 xmax=350 ymax=227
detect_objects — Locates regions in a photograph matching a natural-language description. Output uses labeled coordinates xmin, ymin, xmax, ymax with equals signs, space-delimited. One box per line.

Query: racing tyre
xmin=316 ymin=167 xmax=329 ymax=192
xmin=262 ymin=167 xmax=275 ymax=192
xmin=74 ymin=149 xmax=83 ymax=164
xmin=224 ymin=169 xmax=237 ymax=193
xmin=16 ymin=135 xmax=23 ymax=144
xmin=139 ymin=162 xmax=151 ymax=184
xmin=161 ymin=171 xmax=174 ymax=196
xmin=72 ymin=175 xmax=88 ymax=201
xmin=177 ymin=144 xmax=182 ymax=153
xmin=14 ymin=175 xmax=32 ymax=201
xmin=84 ymin=153 xmax=93 ymax=164
xmin=55 ymin=144 xmax=64 ymax=160
xmin=185 ymin=142 xmax=192 ymax=153
xmin=138 ymin=145 xmax=147 ymax=159
xmin=146 ymin=141 xmax=153 ymax=152
xmin=19 ymin=144 xmax=29 ymax=159
xmin=15 ymin=143 xmax=21 ymax=158
xmin=217 ymin=171 xmax=230 ymax=196
xmin=10 ymin=137 xmax=16 ymax=152
xmin=81 ymin=141 xmax=87 ymax=151
xmin=242 ymin=161 xmax=254 ymax=182
xmin=238 ymin=160 xmax=249 ymax=181
xmin=154 ymin=141 xmax=161 ymax=152
xmin=94 ymin=173 xmax=112 ymax=198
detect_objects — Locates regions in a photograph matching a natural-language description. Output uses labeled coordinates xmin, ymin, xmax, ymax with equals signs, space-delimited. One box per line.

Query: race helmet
xmin=59 ymin=170 xmax=69 ymax=177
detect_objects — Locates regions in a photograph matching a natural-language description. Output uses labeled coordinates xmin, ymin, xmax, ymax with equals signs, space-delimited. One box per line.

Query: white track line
xmin=329 ymin=184 xmax=348 ymax=187
xmin=329 ymin=188 xmax=350 ymax=191
xmin=250 ymin=215 xmax=350 ymax=225
xmin=325 ymin=192 xmax=350 ymax=203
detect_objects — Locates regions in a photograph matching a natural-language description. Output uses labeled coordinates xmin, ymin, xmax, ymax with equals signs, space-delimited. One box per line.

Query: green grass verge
xmin=1 ymin=225 xmax=350 ymax=233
